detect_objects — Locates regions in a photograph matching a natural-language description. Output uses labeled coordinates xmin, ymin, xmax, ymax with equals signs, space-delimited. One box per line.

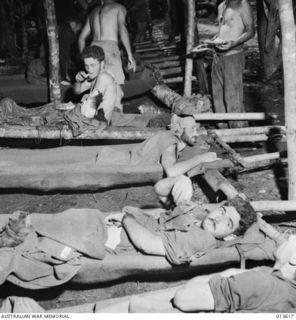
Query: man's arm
xmin=117 ymin=7 xmax=136 ymax=72
xmin=78 ymin=17 xmax=91 ymax=53
xmin=161 ymin=145 xmax=217 ymax=177
xmin=122 ymin=213 xmax=166 ymax=256
xmin=173 ymin=268 xmax=248 ymax=312
xmin=73 ymin=71 xmax=92 ymax=94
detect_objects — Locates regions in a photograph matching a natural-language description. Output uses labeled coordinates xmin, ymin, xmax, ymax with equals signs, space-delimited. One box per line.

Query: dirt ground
xmin=0 ymin=12 xmax=291 ymax=311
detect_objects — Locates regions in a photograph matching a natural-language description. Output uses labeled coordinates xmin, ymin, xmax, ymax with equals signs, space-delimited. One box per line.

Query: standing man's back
xmin=78 ymin=0 xmax=135 ymax=110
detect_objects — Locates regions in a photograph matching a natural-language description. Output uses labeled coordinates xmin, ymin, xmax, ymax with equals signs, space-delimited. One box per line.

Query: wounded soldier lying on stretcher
xmin=172 ymin=233 xmax=296 ymax=313
xmin=0 ymin=195 xmax=257 ymax=267
xmin=104 ymin=194 xmax=257 ymax=265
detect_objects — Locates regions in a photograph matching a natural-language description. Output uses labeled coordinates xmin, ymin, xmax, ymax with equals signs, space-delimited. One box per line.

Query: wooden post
xmin=43 ymin=0 xmax=61 ymax=107
xmin=278 ymin=0 xmax=296 ymax=199
xmin=20 ymin=1 xmax=28 ymax=61
xmin=184 ymin=0 xmax=195 ymax=97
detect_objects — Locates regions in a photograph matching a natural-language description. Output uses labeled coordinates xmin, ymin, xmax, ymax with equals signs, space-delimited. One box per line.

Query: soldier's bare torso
xmin=90 ymin=3 xmax=126 ymax=43
xmin=217 ymin=0 xmax=248 ymax=51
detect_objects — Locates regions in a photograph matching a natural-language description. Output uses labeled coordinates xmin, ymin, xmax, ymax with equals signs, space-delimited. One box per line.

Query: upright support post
xmin=278 ymin=0 xmax=296 ymax=199
xmin=43 ymin=0 xmax=61 ymax=107
xmin=183 ymin=0 xmax=195 ymax=98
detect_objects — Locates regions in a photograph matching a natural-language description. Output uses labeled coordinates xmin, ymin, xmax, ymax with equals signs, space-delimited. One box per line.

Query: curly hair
xmin=226 ymin=195 xmax=257 ymax=236
xmin=81 ymin=45 xmax=105 ymax=62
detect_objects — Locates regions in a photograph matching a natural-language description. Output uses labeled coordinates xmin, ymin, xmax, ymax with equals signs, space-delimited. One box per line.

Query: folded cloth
xmin=0 ymin=296 xmax=45 ymax=313
xmin=64 ymin=105 xmax=106 ymax=137
xmin=0 ymin=97 xmax=64 ymax=126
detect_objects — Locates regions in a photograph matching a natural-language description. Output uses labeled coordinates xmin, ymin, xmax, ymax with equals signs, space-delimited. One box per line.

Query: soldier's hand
xmin=75 ymin=71 xmax=89 ymax=83
xmin=216 ymin=40 xmax=235 ymax=51
xmin=127 ymin=56 xmax=136 ymax=72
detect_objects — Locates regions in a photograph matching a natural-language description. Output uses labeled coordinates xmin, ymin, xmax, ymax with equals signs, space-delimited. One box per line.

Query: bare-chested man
xmin=78 ymin=0 xmax=136 ymax=110
xmin=208 ymin=0 xmax=255 ymax=128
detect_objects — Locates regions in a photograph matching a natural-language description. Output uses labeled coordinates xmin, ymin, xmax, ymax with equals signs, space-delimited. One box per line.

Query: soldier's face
xmin=84 ymin=57 xmax=102 ymax=80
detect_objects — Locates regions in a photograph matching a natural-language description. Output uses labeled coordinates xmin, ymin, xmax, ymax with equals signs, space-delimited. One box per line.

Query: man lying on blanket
xmin=105 ymin=192 xmax=257 ymax=265
xmin=173 ymin=233 xmax=296 ymax=313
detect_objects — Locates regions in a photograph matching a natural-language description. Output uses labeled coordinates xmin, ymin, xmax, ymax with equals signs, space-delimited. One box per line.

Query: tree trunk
xmin=0 ymin=0 xmax=17 ymax=55
xmin=20 ymin=1 xmax=28 ymax=61
xmin=278 ymin=0 xmax=296 ymax=199
xmin=43 ymin=0 xmax=61 ymax=107
xmin=257 ymin=0 xmax=282 ymax=79
xmin=184 ymin=0 xmax=195 ymax=97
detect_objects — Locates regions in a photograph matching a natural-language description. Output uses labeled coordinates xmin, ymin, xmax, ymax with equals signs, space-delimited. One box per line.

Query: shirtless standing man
xmin=210 ymin=0 xmax=255 ymax=128
xmin=78 ymin=0 xmax=136 ymax=110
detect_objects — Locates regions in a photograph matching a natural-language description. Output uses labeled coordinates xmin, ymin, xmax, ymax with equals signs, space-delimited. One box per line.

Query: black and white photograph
xmin=0 ymin=0 xmax=295 ymax=316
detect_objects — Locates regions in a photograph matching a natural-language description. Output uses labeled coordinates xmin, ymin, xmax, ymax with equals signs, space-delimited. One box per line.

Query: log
xmin=278 ymin=0 xmax=296 ymax=200
xmin=43 ymin=0 xmax=61 ymax=107
xmin=203 ymin=169 xmax=239 ymax=199
xmin=184 ymin=0 xmax=195 ymax=97
xmin=151 ymin=84 xmax=196 ymax=114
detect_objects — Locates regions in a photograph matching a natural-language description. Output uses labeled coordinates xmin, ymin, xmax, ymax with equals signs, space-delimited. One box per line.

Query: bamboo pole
xmin=184 ymin=0 xmax=195 ymax=97
xmin=160 ymin=67 xmax=183 ymax=76
xmin=222 ymin=134 xmax=268 ymax=143
xmin=143 ymin=55 xmax=184 ymax=64
xmin=211 ymin=125 xmax=285 ymax=137
xmin=243 ymin=152 xmax=281 ymax=163
xmin=252 ymin=200 xmax=296 ymax=212
xmin=152 ymin=60 xmax=182 ymax=69
xmin=278 ymin=0 xmax=296 ymax=200
xmin=44 ymin=0 xmax=61 ymax=107
xmin=0 ymin=162 xmax=163 ymax=192
xmin=194 ymin=112 xmax=276 ymax=121
xmin=136 ymin=44 xmax=177 ymax=53
xmin=164 ymin=76 xmax=197 ymax=84
xmin=0 ymin=125 xmax=159 ymax=140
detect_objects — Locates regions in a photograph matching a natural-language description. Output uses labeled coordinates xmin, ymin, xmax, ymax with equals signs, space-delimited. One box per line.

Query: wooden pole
xmin=211 ymin=125 xmax=285 ymax=137
xmin=0 ymin=125 xmax=159 ymax=140
xmin=0 ymin=163 xmax=163 ymax=192
xmin=184 ymin=0 xmax=195 ymax=97
xmin=194 ymin=113 xmax=276 ymax=121
xmin=278 ymin=0 xmax=296 ymax=199
xmin=164 ymin=76 xmax=197 ymax=84
xmin=43 ymin=0 xmax=61 ymax=107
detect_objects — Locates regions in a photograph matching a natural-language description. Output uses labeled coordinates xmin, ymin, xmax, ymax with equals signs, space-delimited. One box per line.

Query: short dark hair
xmin=226 ymin=195 xmax=257 ymax=236
xmin=81 ymin=45 xmax=105 ymax=62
